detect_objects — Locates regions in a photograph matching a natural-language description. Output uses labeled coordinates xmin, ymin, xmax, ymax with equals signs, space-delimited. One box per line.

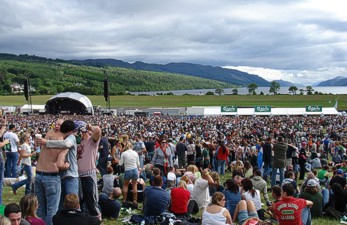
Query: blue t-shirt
xmin=143 ymin=186 xmax=170 ymax=217
xmin=98 ymin=193 xmax=121 ymax=218
xmin=223 ymin=190 xmax=241 ymax=216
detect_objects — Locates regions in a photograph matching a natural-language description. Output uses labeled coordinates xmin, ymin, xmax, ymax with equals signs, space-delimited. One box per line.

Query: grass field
xmin=1 ymin=173 xmax=340 ymax=225
xmin=0 ymin=94 xmax=347 ymax=110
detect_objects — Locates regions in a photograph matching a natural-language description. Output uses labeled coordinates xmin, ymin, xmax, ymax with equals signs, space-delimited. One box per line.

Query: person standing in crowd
xmin=35 ymin=119 xmax=72 ymax=225
xmin=176 ymin=137 xmax=187 ymax=169
xmin=19 ymin=194 xmax=45 ymax=225
xmin=144 ymin=136 xmax=155 ymax=162
xmin=133 ymin=134 xmax=146 ymax=177
xmin=262 ymin=137 xmax=272 ymax=182
xmin=298 ymin=142 xmax=308 ymax=180
xmin=52 ymin=194 xmax=100 ymax=225
xmin=11 ymin=133 xmax=35 ymax=195
xmin=0 ymin=124 xmax=10 ymax=206
xmin=217 ymin=140 xmax=229 ymax=176
xmin=186 ymin=139 xmax=195 ymax=166
xmin=271 ymin=136 xmax=287 ymax=187
xmin=98 ymin=187 xmax=122 ymax=219
xmin=143 ymin=175 xmax=170 ymax=217
xmin=37 ymin=119 xmax=78 ymax=212
xmin=76 ymin=123 xmax=101 ymax=218
xmin=3 ymin=124 xmax=20 ymax=178
xmin=151 ymin=139 xmax=172 ymax=175
xmin=202 ymin=192 xmax=232 ymax=225
xmin=97 ymin=131 xmax=109 ymax=176
xmin=118 ymin=141 xmax=140 ymax=205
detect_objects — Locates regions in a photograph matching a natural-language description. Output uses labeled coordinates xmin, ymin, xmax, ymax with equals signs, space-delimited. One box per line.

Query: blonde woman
xmin=119 ymin=141 xmax=140 ymax=206
xmin=12 ymin=133 xmax=35 ymax=195
xmin=20 ymin=194 xmax=45 ymax=225
xmin=170 ymin=180 xmax=190 ymax=215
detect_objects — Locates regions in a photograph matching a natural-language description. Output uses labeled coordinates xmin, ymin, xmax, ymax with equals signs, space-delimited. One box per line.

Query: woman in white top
xmin=119 ymin=141 xmax=140 ymax=206
xmin=241 ymin=178 xmax=262 ymax=211
xmin=202 ymin=192 xmax=232 ymax=225
xmin=11 ymin=133 xmax=35 ymax=195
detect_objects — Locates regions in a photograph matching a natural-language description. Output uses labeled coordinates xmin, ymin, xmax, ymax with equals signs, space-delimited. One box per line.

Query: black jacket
xmin=52 ymin=209 xmax=101 ymax=225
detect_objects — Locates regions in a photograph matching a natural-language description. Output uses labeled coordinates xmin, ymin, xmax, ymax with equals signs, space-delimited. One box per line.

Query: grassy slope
xmin=0 ymin=94 xmax=346 ymax=110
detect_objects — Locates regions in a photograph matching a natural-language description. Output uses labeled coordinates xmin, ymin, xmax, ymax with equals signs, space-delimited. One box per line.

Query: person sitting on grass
xmin=4 ymin=203 xmax=30 ymax=225
xmin=233 ymin=199 xmax=261 ymax=225
xmin=19 ymin=194 xmax=45 ymax=225
xmin=202 ymin=192 xmax=232 ymax=225
xmin=298 ymin=179 xmax=323 ymax=218
xmin=52 ymin=193 xmax=100 ymax=225
xmin=101 ymin=165 xmax=118 ymax=196
xmin=98 ymin=187 xmax=122 ymax=219
xmin=273 ymin=183 xmax=313 ymax=225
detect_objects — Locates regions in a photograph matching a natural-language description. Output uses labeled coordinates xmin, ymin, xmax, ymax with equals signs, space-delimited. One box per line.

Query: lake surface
xmin=131 ymin=86 xmax=347 ymax=96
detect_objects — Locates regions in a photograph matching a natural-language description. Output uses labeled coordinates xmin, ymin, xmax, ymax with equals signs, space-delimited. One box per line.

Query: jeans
xmin=217 ymin=160 xmax=226 ymax=175
xmin=271 ymin=167 xmax=284 ymax=187
xmin=35 ymin=173 xmax=61 ymax=225
xmin=97 ymin=156 xmax=108 ymax=176
xmin=138 ymin=155 xmax=146 ymax=178
xmin=321 ymin=188 xmax=329 ymax=206
xmin=5 ymin=152 xmax=19 ymax=178
xmin=80 ymin=175 xmax=100 ymax=216
xmin=0 ymin=161 xmax=4 ymax=205
xmin=301 ymin=207 xmax=312 ymax=225
xmin=60 ymin=176 xmax=79 ymax=210
xmin=262 ymin=162 xmax=272 ymax=180
xmin=12 ymin=164 xmax=32 ymax=195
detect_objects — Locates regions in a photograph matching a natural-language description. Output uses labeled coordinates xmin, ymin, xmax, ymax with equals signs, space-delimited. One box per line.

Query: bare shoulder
xmin=46 ymin=130 xmax=64 ymax=140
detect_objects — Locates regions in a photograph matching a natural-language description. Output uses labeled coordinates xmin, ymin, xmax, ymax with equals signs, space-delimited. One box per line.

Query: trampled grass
xmin=0 ymin=94 xmax=347 ymax=110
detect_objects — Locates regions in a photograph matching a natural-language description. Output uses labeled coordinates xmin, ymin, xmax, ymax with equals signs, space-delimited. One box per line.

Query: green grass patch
xmin=0 ymin=94 xmax=346 ymax=110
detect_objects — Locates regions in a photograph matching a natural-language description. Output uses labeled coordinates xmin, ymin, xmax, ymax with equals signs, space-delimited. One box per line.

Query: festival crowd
xmin=0 ymin=114 xmax=347 ymax=225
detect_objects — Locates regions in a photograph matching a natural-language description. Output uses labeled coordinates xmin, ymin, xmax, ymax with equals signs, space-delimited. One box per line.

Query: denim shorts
xmin=238 ymin=210 xmax=258 ymax=225
xmin=124 ymin=168 xmax=139 ymax=180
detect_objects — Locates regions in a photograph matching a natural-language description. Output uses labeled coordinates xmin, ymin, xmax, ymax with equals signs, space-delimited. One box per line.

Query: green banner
xmin=255 ymin=106 xmax=271 ymax=112
xmin=221 ymin=106 xmax=238 ymax=112
xmin=306 ymin=105 xmax=322 ymax=112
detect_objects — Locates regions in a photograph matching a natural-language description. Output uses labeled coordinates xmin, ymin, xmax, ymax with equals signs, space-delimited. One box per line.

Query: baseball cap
xmin=337 ymin=169 xmax=344 ymax=175
xmin=74 ymin=120 xmax=87 ymax=132
xmin=307 ymin=179 xmax=318 ymax=187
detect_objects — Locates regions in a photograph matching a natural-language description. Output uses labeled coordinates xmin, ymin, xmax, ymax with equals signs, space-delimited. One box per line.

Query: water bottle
xmin=140 ymin=220 xmax=145 ymax=225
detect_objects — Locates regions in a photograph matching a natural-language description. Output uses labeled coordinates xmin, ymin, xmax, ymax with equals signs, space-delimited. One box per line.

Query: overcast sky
xmin=1 ymin=0 xmax=346 ymax=85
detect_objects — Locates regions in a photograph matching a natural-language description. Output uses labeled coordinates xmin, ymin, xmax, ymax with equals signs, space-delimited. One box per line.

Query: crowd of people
xmin=0 ymin=113 xmax=347 ymax=225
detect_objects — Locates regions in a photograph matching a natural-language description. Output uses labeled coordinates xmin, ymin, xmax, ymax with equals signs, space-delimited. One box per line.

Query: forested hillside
xmin=0 ymin=54 xmax=233 ymax=95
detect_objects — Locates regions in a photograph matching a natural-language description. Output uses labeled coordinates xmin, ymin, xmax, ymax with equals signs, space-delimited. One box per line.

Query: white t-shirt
xmin=3 ymin=131 xmax=19 ymax=152
xmin=119 ymin=149 xmax=140 ymax=171
xmin=192 ymin=178 xmax=210 ymax=208
xmin=243 ymin=189 xmax=262 ymax=210
xmin=167 ymin=172 xmax=176 ymax=181
xmin=20 ymin=143 xmax=31 ymax=166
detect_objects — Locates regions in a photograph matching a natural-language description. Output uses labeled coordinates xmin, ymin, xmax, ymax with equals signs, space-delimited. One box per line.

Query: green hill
xmin=0 ymin=56 xmax=234 ymax=95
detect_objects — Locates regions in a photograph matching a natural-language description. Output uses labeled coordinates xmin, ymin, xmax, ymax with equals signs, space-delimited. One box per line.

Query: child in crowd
xmin=166 ymin=167 xmax=176 ymax=189
xmin=102 ymin=166 xmax=119 ymax=196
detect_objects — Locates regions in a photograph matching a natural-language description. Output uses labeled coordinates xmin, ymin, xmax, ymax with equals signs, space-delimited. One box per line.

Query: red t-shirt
xmin=274 ymin=197 xmax=307 ymax=225
xmin=217 ymin=146 xmax=229 ymax=161
xmin=170 ymin=187 xmax=190 ymax=214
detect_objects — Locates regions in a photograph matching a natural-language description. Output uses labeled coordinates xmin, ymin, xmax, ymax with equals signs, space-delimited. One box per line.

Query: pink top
xmin=77 ymin=136 xmax=100 ymax=175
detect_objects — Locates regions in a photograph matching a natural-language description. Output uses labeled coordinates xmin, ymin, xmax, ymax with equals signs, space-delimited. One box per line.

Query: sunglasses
xmin=161 ymin=142 xmax=167 ymax=144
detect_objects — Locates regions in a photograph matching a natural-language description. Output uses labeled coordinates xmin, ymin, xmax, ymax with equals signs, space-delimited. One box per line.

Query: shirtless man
xmin=34 ymin=119 xmax=73 ymax=225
